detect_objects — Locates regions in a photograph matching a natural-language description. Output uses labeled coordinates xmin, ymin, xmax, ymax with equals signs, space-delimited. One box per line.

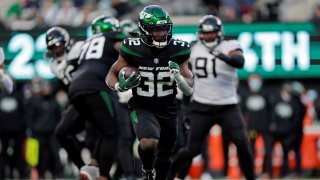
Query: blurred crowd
xmin=1 ymin=0 xmax=320 ymax=30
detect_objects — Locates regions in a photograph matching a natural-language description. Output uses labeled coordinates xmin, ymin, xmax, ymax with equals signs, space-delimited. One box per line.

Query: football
xmin=119 ymin=66 xmax=140 ymax=79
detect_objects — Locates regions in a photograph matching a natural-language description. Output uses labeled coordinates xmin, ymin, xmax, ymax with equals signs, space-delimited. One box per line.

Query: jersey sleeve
xmin=170 ymin=40 xmax=191 ymax=64
xmin=119 ymin=38 xmax=143 ymax=62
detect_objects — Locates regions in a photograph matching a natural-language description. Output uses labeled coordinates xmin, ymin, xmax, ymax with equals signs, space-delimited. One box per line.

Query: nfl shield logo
xmin=154 ymin=58 xmax=159 ymax=64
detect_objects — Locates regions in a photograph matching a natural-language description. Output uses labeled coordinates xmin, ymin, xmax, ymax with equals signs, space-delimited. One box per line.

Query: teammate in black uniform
xmin=106 ymin=5 xmax=193 ymax=180
xmin=68 ymin=15 xmax=128 ymax=179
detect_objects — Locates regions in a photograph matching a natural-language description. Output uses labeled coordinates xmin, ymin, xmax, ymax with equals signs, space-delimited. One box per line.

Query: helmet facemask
xmin=198 ymin=15 xmax=224 ymax=50
xmin=46 ymin=27 xmax=70 ymax=58
xmin=139 ymin=22 xmax=172 ymax=48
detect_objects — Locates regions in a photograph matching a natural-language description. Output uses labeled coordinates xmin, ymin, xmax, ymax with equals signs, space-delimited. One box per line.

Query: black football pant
xmin=55 ymin=105 xmax=86 ymax=169
xmin=168 ymin=102 xmax=255 ymax=180
xmin=72 ymin=91 xmax=119 ymax=177
xmin=129 ymin=101 xmax=178 ymax=180
xmin=114 ymin=103 xmax=135 ymax=177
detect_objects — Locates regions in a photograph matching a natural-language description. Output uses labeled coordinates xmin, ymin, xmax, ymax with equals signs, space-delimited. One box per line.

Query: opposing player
xmin=106 ymin=5 xmax=193 ymax=179
xmin=45 ymin=27 xmax=100 ymax=178
xmin=68 ymin=15 xmax=128 ymax=179
xmin=168 ymin=15 xmax=255 ymax=180
xmin=0 ymin=48 xmax=13 ymax=94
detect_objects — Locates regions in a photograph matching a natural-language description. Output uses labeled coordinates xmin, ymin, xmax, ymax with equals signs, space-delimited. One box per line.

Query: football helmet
xmin=198 ymin=15 xmax=224 ymax=49
xmin=45 ymin=26 xmax=70 ymax=58
xmin=120 ymin=19 xmax=139 ymax=37
xmin=138 ymin=5 xmax=172 ymax=48
xmin=91 ymin=15 xmax=120 ymax=34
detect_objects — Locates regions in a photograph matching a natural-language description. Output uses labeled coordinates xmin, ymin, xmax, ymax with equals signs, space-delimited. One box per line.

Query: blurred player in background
xmin=45 ymin=27 xmax=100 ymax=179
xmin=68 ymin=15 xmax=128 ymax=179
xmin=0 ymin=48 xmax=13 ymax=94
xmin=106 ymin=5 xmax=193 ymax=179
xmin=168 ymin=15 xmax=255 ymax=180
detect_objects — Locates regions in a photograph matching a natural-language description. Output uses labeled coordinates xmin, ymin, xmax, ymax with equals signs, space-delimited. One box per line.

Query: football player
xmin=168 ymin=15 xmax=255 ymax=180
xmin=68 ymin=15 xmax=128 ymax=180
xmin=106 ymin=5 xmax=193 ymax=180
xmin=45 ymin=27 xmax=100 ymax=178
xmin=0 ymin=48 xmax=13 ymax=94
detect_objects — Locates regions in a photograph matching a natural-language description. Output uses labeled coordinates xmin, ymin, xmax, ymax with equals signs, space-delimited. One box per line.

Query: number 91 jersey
xmin=190 ymin=40 xmax=242 ymax=105
xmin=120 ymin=38 xmax=191 ymax=105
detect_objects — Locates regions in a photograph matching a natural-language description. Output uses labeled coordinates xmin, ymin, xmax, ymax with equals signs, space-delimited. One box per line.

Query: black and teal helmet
xmin=138 ymin=5 xmax=172 ymax=48
xmin=91 ymin=15 xmax=120 ymax=34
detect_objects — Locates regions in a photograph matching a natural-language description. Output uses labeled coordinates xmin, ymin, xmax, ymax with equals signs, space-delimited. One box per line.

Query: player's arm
xmin=106 ymin=56 xmax=141 ymax=92
xmin=212 ymin=49 xmax=244 ymax=69
xmin=169 ymin=60 xmax=193 ymax=96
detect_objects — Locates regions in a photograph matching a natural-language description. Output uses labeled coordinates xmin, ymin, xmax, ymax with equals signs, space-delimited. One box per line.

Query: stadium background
xmin=0 ymin=0 xmax=320 ymax=179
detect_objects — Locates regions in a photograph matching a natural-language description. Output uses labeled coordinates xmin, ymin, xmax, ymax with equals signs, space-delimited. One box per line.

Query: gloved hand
xmin=168 ymin=61 xmax=181 ymax=81
xmin=116 ymin=71 xmax=141 ymax=92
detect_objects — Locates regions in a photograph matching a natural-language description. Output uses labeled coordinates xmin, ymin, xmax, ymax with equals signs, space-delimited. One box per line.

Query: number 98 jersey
xmin=69 ymin=31 xmax=127 ymax=100
xmin=120 ymin=38 xmax=191 ymax=105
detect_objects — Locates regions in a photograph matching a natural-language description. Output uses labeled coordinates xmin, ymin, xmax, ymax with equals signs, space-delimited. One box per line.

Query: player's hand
xmin=168 ymin=61 xmax=180 ymax=80
xmin=117 ymin=71 xmax=141 ymax=92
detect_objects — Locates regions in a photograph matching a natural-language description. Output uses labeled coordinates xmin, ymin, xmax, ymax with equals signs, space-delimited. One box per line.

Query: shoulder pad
xmin=120 ymin=38 xmax=143 ymax=58
xmin=67 ymin=41 xmax=84 ymax=61
xmin=225 ymin=40 xmax=242 ymax=51
xmin=218 ymin=40 xmax=242 ymax=55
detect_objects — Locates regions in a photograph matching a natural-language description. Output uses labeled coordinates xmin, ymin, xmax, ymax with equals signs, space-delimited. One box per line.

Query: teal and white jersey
xmin=189 ymin=40 xmax=242 ymax=105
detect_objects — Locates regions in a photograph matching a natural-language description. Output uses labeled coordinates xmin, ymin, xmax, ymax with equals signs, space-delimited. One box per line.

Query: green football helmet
xmin=138 ymin=5 xmax=172 ymax=48
xmin=91 ymin=15 xmax=120 ymax=34
xmin=120 ymin=19 xmax=139 ymax=37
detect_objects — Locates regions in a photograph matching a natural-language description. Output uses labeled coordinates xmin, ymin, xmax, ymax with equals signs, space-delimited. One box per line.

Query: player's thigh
xmin=55 ymin=104 xmax=85 ymax=135
xmin=187 ymin=101 xmax=215 ymax=147
xmin=157 ymin=115 xmax=178 ymax=153
xmin=130 ymin=108 xmax=160 ymax=140
xmin=220 ymin=104 xmax=247 ymax=143
xmin=75 ymin=92 xmax=118 ymax=136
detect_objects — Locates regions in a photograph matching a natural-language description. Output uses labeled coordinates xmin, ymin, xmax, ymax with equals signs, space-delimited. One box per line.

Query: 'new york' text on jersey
xmin=120 ymin=38 xmax=190 ymax=105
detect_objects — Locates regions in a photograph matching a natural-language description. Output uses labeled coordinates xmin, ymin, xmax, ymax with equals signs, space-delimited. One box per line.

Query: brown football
xmin=119 ymin=66 xmax=140 ymax=79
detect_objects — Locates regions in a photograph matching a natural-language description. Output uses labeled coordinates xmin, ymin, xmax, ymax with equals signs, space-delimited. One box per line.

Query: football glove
xmin=116 ymin=71 xmax=141 ymax=92
xmin=168 ymin=61 xmax=181 ymax=80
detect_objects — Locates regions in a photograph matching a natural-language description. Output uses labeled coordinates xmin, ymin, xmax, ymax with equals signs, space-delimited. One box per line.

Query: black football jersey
xmin=69 ymin=31 xmax=127 ymax=100
xmin=120 ymin=38 xmax=191 ymax=105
